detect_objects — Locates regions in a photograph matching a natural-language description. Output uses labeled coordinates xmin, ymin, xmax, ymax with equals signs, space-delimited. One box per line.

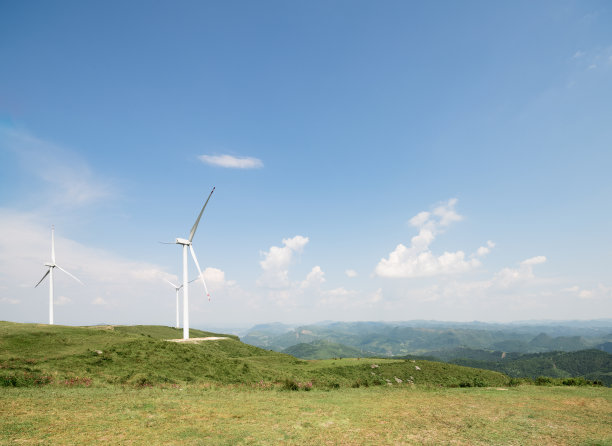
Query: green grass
xmin=1 ymin=321 xmax=611 ymax=444
xmin=1 ymin=385 xmax=610 ymax=445
xmin=282 ymin=339 xmax=368 ymax=359
xmin=0 ymin=321 xmax=510 ymax=389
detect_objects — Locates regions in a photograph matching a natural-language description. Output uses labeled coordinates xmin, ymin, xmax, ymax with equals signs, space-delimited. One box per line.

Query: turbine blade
xmin=51 ymin=226 xmax=56 ymax=263
xmin=55 ymin=265 xmax=83 ymax=285
xmin=158 ymin=241 xmax=175 ymax=244
xmin=35 ymin=269 xmax=51 ymax=288
xmin=163 ymin=278 xmax=178 ymax=289
xmin=188 ymin=187 xmax=215 ymax=242
xmin=189 ymin=245 xmax=210 ymax=299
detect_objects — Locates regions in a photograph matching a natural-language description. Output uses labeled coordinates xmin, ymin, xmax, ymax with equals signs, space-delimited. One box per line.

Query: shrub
xmin=281 ymin=378 xmax=299 ymax=391
xmin=459 ymin=377 xmax=486 ymax=388
xmin=535 ymin=376 xmax=553 ymax=386
xmin=0 ymin=372 xmax=53 ymax=387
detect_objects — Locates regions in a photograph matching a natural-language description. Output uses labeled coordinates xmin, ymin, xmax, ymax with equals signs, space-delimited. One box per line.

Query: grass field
xmin=0 ymin=322 xmax=509 ymax=389
xmin=1 ymin=385 xmax=611 ymax=445
xmin=2 ymin=322 xmax=611 ymax=445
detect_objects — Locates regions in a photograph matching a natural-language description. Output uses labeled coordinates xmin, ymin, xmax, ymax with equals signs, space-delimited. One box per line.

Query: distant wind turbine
xmin=163 ymin=277 xmax=197 ymax=329
xmin=164 ymin=187 xmax=215 ymax=340
xmin=35 ymin=226 xmax=83 ymax=325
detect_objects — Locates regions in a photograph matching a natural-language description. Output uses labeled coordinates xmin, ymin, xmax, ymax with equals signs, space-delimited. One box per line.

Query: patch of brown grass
xmin=1 ymin=385 xmax=611 ymax=445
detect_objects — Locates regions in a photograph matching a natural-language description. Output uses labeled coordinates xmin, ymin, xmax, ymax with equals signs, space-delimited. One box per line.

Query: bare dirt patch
xmin=167 ymin=337 xmax=230 ymax=343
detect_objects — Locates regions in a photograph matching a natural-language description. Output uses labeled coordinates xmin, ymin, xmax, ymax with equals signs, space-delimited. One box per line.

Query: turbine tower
xmin=173 ymin=187 xmax=214 ymax=339
xmin=163 ymin=277 xmax=197 ymax=329
xmin=164 ymin=279 xmax=183 ymax=329
xmin=35 ymin=226 xmax=83 ymax=325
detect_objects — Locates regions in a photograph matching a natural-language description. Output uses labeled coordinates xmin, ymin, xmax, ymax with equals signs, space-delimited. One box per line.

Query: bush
xmin=128 ymin=373 xmax=154 ymax=387
xmin=459 ymin=377 xmax=487 ymax=388
xmin=281 ymin=378 xmax=299 ymax=391
xmin=0 ymin=372 xmax=53 ymax=387
xmin=535 ymin=376 xmax=553 ymax=386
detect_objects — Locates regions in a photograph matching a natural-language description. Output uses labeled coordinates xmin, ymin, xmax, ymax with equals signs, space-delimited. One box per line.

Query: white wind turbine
xmin=166 ymin=187 xmax=215 ymax=340
xmin=163 ymin=277 xmax=197 ymax=329
xmin=35 ymin=226 xmax=83 ymax=325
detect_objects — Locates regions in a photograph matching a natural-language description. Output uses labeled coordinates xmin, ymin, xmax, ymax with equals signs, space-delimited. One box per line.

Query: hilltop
xmin=0 ymin=321 xmax=508 ymax=389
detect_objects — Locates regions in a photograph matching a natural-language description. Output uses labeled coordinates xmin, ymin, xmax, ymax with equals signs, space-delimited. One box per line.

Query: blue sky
xmin=1 ymin=1 xmax=611 ymax=327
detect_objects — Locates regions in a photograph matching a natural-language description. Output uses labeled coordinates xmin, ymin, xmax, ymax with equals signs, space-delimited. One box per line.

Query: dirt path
xmin=166 ymin=336 xmax=230 ymax=343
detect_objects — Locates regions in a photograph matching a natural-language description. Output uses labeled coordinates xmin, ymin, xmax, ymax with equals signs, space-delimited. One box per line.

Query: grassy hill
xmin=3 ymin=322 xmax=611 ymax=445
xmin=282 ymin=340 xmax=368 ymax=360
xmin=448 ymin=349 xmax=612 ymax=386
xmin=0 ymin=321 xmax=510 ymax=389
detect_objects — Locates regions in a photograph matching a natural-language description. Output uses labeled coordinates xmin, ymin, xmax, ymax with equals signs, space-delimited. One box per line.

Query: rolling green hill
xmin=448 ymin=349 xmax=612 ymax=386
xmin=0 ymin=321 xmax=510 ymax=389
xmin=282 ymin=340 xmax=369 ymax=359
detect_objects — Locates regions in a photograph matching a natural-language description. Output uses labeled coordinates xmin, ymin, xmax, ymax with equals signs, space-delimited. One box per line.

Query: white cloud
xmin=201 ymin=266 xmax=241 ymax=300
xmin=573 ymin=50 xmax=585 ymax=59
xmin=318 ymin=287 xmax=356 ymax=307
xmin=403 ymin=255 xmax=551 ymax=312
xmin=198 ymin=154 xmax=263 ymax=169
xmin=0 ymin=127 xmax=115 ymax=207
xmin=376 ymin=199 xmax=483 ymax=278
xmin=92 ymin=297 xmax=108 ymax=306
xmin=345 ymin=269 xmax=357 ymax=278
xmin=258 ymin=235 xmax=309 ymax=288
xmin=369 ymin=288 xmax=383 ymax=304
xmin=409 ymin=211 xmax=430 ymax=228
xmin=521 ymin=256 xmax=547 ymax=266
xmin=563 ymin=283 xmax=611 ymax=300
xmin=476 ymin=240 xmax=495 ymax=257
xmin=301 ymin=266 xmax=325 ymax=288
xmin=203 ymin=267 xmax=231 ymax=287
xmin=432 ymin=198 xmax=463 ymax=227
xmin=495 ymin=256 xmax=547 ymax=288
xmin=55 ymin=295 xmax=71 ymax=306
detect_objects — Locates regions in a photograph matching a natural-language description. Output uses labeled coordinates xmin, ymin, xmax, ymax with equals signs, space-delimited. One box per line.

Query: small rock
xmin=371 ymin=364 xmax=379 ymax=368
xmin=95 ymin=350 xmax=103 ymax=355
xmin=394 ymin=377 xmax=403 ymax=383
xmin=415 ymin=365 xmax=421 ymax=371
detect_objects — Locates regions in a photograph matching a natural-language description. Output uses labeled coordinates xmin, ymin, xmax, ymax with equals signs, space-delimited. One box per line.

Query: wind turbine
xmin=163 ymin=277 xmax=197 ymax=329
xmin=167 ymin=187 xmax=214 ymax=339
xmin=35 ymin=226 xmax=83 ymax=325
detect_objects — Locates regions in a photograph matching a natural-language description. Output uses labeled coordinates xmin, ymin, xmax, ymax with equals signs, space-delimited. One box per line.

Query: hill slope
xmin=0 ymin=321 xmax=509 ymax=389
xmin=448 ymin=349 xmax=612 ymax=386
xmin=282 ymin=340 xmax=367 ymax=359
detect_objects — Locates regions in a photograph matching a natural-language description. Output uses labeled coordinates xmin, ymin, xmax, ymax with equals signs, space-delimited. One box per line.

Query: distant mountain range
xmin=242 ymin=320 xmax=612 ymax=357
xmin=240 ymin=320 xmax=612 ymax=384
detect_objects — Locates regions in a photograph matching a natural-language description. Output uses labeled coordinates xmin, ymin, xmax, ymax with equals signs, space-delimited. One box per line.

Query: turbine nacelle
xmin=175 ymin=237 xmax=191 ymax=245
xmin=44 ymin=262 xmax=56 ymax=268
